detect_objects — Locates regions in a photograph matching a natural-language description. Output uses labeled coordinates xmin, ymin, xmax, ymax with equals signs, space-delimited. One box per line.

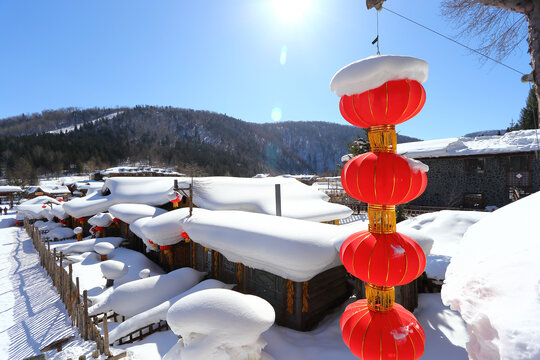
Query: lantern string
xmin=372 ymin=11 xmax=381 ymax=55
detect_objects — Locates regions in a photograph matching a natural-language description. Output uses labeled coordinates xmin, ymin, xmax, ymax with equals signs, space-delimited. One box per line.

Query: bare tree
xmin=442 ymin=0 xmax=539 ymax=127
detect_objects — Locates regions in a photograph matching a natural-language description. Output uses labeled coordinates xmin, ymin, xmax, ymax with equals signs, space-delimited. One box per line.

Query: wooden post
xmin=53 ymin=248 xmax=57 ymax=286
xmin=68 ymin=264 xmax=73 ymax=315
xmin=83 ymin=290 xmax=89 ymax=340
xmin=275 ymin=184 xmax=282 ymax=216
xmin=103 ymin=313 xmax=111 ymax=356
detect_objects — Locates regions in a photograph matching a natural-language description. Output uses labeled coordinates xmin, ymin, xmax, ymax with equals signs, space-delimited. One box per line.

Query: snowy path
xmin=0 ymin=213 xmax=77 ymax=360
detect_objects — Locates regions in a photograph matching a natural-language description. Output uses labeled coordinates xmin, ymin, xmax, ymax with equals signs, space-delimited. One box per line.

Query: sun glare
xmin=272 ymin=0 xmax=311 ymax=23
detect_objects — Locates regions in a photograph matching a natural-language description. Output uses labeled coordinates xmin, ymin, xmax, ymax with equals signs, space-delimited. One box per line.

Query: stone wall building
xmin=398 ymin=130 xmax=540 ymax=208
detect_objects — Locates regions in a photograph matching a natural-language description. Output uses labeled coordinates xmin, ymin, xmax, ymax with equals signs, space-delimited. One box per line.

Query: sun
xmin=271 ymin=0 xmax=311 ymax=23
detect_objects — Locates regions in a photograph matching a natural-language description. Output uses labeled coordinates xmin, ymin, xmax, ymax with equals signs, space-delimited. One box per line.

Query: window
xmin=464 ymin=158 xmax=485 ymax=173
xmin=508 ymin=156 xmax=529 ymax=172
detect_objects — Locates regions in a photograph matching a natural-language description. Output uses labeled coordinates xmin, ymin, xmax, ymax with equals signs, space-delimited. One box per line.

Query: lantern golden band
xmin=365 ymin=283 xmax=395 ymax=312
xmin=368 ymin=125 xmax=397 ymax=153
xmin=368 ymin=204 xmax=396 ymax=234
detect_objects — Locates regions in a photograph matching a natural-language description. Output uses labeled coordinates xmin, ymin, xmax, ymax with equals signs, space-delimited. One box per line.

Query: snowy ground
xmin=0 ymin=209 xmax=474 ymax=360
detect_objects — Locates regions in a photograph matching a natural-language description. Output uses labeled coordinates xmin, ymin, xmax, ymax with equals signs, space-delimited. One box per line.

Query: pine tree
xmin=518 ymin=87 xmax=539 ymax=130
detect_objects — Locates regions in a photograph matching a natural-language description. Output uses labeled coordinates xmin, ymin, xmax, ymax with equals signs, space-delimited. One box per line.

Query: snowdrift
xmin=442 ymin=192 xmax=540 ymax=360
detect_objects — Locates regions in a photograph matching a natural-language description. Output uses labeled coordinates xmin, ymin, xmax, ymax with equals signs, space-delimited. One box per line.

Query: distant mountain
xmin=0 ymin=106 xmax=420 ymax=182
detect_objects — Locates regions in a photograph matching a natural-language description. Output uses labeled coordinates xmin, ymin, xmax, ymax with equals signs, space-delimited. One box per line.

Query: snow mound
xmin=100 ymin=260 xmax=128 ymax=280
xmin=43 ymin=227 xmax=75 ymax=240
xmin=139 ymin=269 xmax=151 ymax=278
xmin=165 ymin=289 xmax=275 ymax=360
xmin=88 ymin=212 xmax=114 ymax=227
xmin=399 ymin=210 xmax=487 ymax=280
xmin=330 ymin=55 xmax=428 ymax=97
xmin=89 ymin=267 xmax=206 ymax=317
xmin=108 ymin=203 xmax=167 ymax=224
xmin=442 ymin=192 xmax=540 ymax=360
xmin=94 ymin=242 xmax=115 ymax=255
xmin=55 ymin=237 xmax=123 ymax=254
xmin=108 ymin=279 xmax=234 ymax=343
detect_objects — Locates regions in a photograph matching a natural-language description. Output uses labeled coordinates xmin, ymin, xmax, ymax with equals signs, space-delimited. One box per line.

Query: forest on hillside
xmin=0 ymin=106 xmax=419 ymax=185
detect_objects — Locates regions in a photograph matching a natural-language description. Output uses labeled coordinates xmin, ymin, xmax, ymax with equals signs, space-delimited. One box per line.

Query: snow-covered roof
xmin=63 ymin=176 xmax=352 ymax=222
xmin=27 ymin=185 xmax=70 ymax=195
xmin=0 ymin=185 xmax=23 ymax=193
xmin=91 ymin=166 xmax=183 ymax=177
xmin=398 ymin=130 xmax=540 ymax=159
xmin=187 ymin=176 xmax=352 ymax=222
xmin=108 ymin=204 xmax=167 ymax=224
xmin=63 ymin=177 xmax=176 ymax=218
xmin=330 ymin=55 xmax=429 ymax=97
xmin=141 ymin=208 xmax=354 ymax=282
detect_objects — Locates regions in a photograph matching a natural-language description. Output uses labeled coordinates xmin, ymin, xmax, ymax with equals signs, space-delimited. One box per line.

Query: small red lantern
xmin=159 ymin=245 xmax=171 ymax=250
xmin=181 ymin=232 xmax=189 ymax=239
xmin=95 ymin=226 xmax=104 ymax=232
xmin=340 ymin=230 xmax=425 ymax=286
xmin=148 ymin=240 xmax=154 ymax=245
xmin=339 ymin=79 xmax=426 ymax=129
xmin=14 ymin=222 xmax=20 ymax=226
xmin=78 ymin=217 xmax=85 ymax=223
xmin=171 ymin=194 xmax=181 ymax=208
xmin=342 ymin=152 xmax=427 ymax=205
xmin=112 ymin=218 xmax=120 ymax=224
xmin=42 ymin=205 xmax=47 ymax=209
xmin=58 ymin=198 xmax=63 ymax=202
xmin=341 ymin=300 xmax=425 ymax=360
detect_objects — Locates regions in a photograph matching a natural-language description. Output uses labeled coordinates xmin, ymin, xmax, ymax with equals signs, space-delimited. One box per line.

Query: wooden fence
xmin=24 ymin=219 xmax=110 ymax=357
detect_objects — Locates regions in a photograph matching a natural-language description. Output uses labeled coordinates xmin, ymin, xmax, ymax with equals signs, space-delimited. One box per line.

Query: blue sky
xmin=0 ymin=0 xmax=531 ymax=140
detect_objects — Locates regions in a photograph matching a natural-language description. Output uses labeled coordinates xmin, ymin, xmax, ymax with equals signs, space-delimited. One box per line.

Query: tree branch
xmin=475 ymin=0 xmax=532 ymax=13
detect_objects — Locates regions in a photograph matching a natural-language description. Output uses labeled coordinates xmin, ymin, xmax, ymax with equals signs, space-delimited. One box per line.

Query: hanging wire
xmin=382 ymin=6 xmax=525 ymax=76
xmin=376 ymin=11 xmax=380 ymax=55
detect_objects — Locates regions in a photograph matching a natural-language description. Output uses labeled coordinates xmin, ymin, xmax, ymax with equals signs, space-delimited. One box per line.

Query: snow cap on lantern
xmin=341 ymin=299 xmax=425 ymax=360
xmin=340 ymin=230 xmax=426 ymax=286
xmin=330 ymin=55 xmax=428 ymax=128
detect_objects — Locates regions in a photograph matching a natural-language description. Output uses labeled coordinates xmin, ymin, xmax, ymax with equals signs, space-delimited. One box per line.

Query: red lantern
xmin=148 ymin=240 xmax=154 ymax=245
xmin=78 ymin=217 xmax=86 ymax=223
xmin=341 ymin=300 xmax=425 ymax=360
xmin=339 ymin=79 xmax=426 ymax=128
xmin=95 ymin=226 xmax=104 ymax=232
xmin=42 ymin=205 xmax=47 ymax=209
xmin=342 ymin=152 xmax=427 ymax=205
xmin=159 ymin=245 xmax=171 ymax=250
xmin=112 ymin=218 xmax=120 ymax=224
xmin=340 ymin=231 xmax=425 ymax=286
xmin=14 ymin=222 xmax=20 ymax=226
xmin=181 ymin=232 xmax=189 ymax=239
